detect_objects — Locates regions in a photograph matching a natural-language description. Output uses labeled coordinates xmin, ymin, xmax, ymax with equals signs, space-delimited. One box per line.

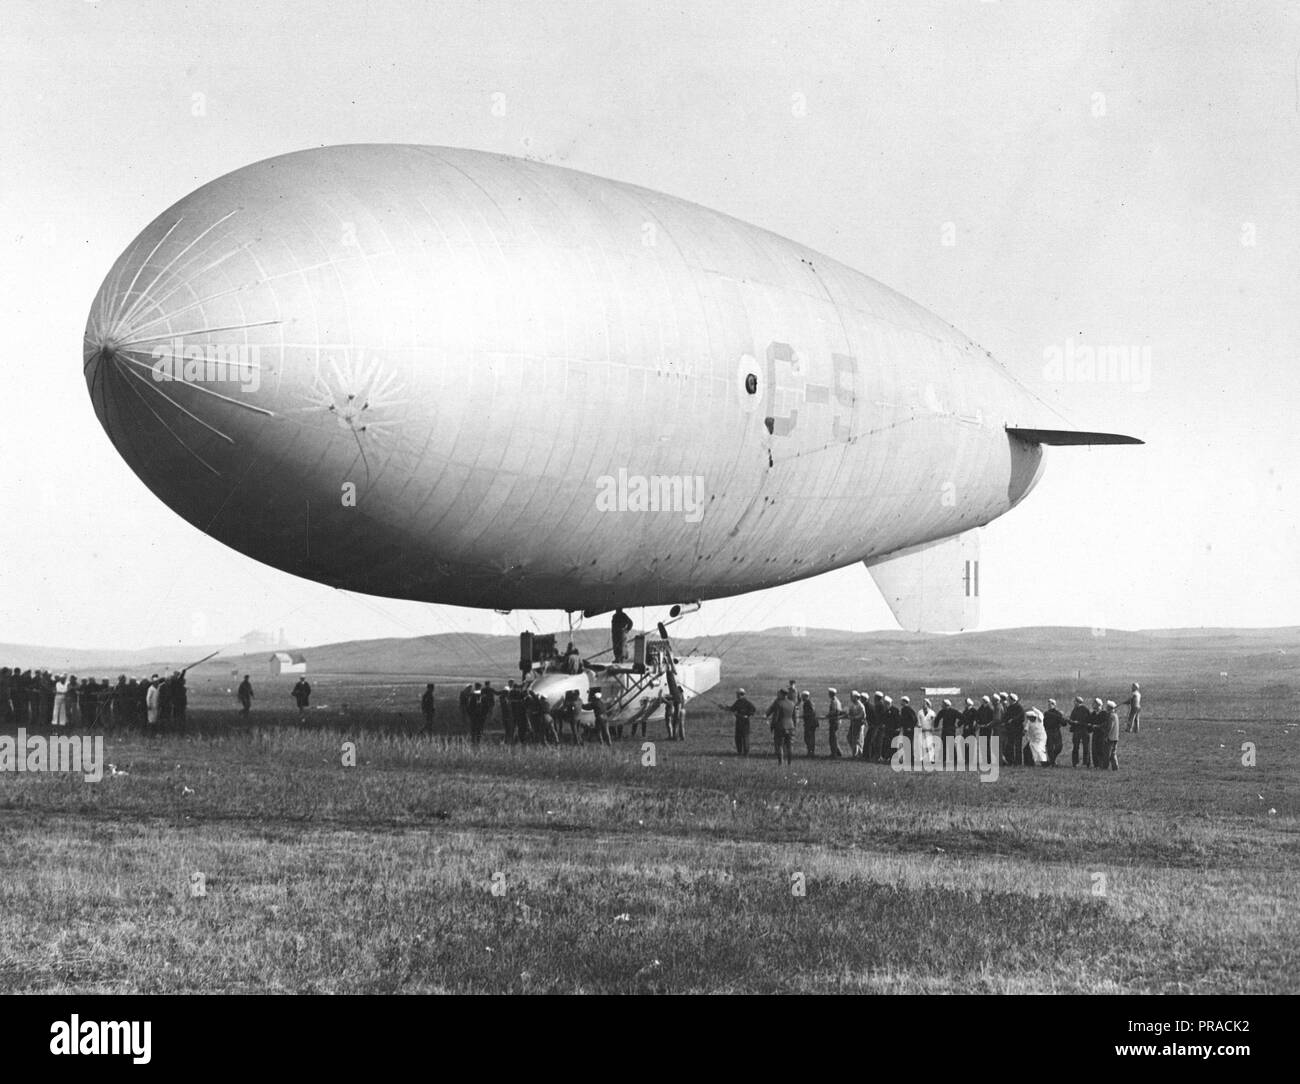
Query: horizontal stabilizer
xmin=865 ymin=530 xmax=980 ymax=633
xmin=1007 ymin=427 xmax=1143 ymax=446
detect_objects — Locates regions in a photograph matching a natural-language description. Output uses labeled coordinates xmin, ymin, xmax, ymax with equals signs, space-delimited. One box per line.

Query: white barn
xmin=269 ymin=652 xmax=307 ymax=676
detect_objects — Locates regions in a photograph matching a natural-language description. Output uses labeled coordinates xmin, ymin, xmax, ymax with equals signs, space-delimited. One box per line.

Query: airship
xmin=83 ymin=144 xmax=1139 ymax=633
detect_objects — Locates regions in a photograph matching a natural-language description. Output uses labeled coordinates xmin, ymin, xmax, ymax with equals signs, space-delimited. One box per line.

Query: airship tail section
xmin=865 ymin=531 xmax=981 ymax=633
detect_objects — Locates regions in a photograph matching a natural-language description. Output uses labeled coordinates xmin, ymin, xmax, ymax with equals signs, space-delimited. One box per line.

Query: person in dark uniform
xmin=173 ymin=670 xmax=189 ymax=727
xmin=668 ymin=687 xmax=686 ymax=741
xmin=799 ymin=691 xmax=818 ymax=757
xmin=458 ymin=683 xmax=473 ymax=731
xmin=157 ymin=675 xmax=173 ymax=729
xmin=533 ymin=693 xmax=559 ymax=745
xmin=766 ymin=688 xmax=796 ymax=766
xmin=587 ymin=689 xmax=611 ymax=746
xmin=508 ymin=681 xmax=528 ymax=743
xmin=9 ymin=670 xmax=26 ymax=726
xmin=610 ymin=609 xmax=634 ymax=663
xmin=25 ymin=671 xmax=41 ymax=728
xmin=1090 ymin=698 xmax=1108 ymax=769
xmin=626 ymin=695 xmax=650 ymax=740
xmin=899 ymin=696 xmax=917 ymax=751
xmin=1069 ymin=696 xmax=1092 ymax=767
xmin=867 ymin=691 xmax=886 ymax=761
xmin=420 ymin=683 xmax=436 ymax=734
xmin=560 ymin=688 xmax=583 ymax=745
xmin=720 ymin=688 xmax=757 ymax=756
xmin=82 ymin=676 xmax=99 ymax=729
xmin=1003 ymin=693 xmax=1025 ymax=767
xmin=1043 ymin=698 xmax=1066 ymax=766
xmin=291 ymin=676 xmax=312 ymax=715
xmin=237 ymin=675 xmax=254 ymax=717
xmin=882 ymin=696 xmax=901 ymax=756
xmin=937 ymin=698 xmax=961 ymax=761
xmin=469 ymin=684 xmax=488 ymax=745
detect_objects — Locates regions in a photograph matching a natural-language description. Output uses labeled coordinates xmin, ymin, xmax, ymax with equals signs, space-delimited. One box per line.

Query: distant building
xmin=269 ymin=652 xmax=307 ymax=676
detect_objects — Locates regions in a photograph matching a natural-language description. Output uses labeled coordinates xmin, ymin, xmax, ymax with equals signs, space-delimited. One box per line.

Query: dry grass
xmin=0 ymin=700 xmax=1295 ymax=992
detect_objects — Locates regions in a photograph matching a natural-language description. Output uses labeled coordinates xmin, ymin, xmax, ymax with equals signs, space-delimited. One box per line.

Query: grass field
xmin=1 ymin=638 xmax=1297 ymax=993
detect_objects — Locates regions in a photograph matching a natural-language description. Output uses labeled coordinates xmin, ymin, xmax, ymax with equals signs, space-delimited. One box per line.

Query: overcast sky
xmin=2 ymin=0 xmax=1297 ymax=650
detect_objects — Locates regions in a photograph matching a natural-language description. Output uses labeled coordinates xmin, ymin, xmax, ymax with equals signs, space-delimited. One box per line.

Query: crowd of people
xmin=0 ymin=666 xmax=192 ymax=729
xmin=4 ymin=661 xmax=1143 ymax=773
xmin=721 ymin=681 xmax=1142 ymax=770
xmin=447 ymin=679 xmax=686 ymax=747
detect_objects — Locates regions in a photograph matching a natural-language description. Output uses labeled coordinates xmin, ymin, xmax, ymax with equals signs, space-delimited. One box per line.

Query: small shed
xmin=269 ymin=652 xmax=307 ymax=676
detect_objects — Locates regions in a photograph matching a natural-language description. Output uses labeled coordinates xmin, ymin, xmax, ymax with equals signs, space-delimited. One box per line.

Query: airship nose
xmin=84 ymin=208 xmax=281 ymax=478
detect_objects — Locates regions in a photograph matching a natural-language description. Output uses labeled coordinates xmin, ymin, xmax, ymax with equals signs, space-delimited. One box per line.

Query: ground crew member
xmin=1004 ymin=693 xmax=1025 ymax=766
xmin=1090 ymin=697 xmax=1108 ymax=769
xmin=611 ymin=609 xmax=634 ymax=663
xmin=509 ymin=681 xmax=528 ymax=743
xmin=459 ymin=683 xmax=473 ymax=730
xmin=899 ymin=696 xmax=918 ymax=750
xmin=533 ymin=693 xmax=559 ymax=745
xmin=1043 ymin=698 xmax=1066 ymax=766
xmin=499 ymin=680 xmax=517 ymax=742
xmin=560 ymin=688 xmax=583 ymax=744
xmin=847 ymin=692 xmax=867 ymax=757
xmin=977 ymin=695 xmax=993 ymax=738
xmin=720 ymin=688 xmax=757 ymax=756
xmin=960 ymin=697 xmax=979 ymax=738
xmin=158 ymin=675 xmax=172 ymax=727
xmin=882 ymin=696 xmax=901 ymax=755
xmin=916 ymin=697 xmax=936 ymax=761
xmin=420 ymin=683 xmax=436 ymax=734
xmin=668 ymin=687 xmax=685 ymax=741
xmin=173 ymin=670 xmax=188 ymax=726
xmin=1120 ymin=682 xmax=1142 ymax=733
xmin=467 ymin=684 xmax=488 ymax=745
xmin=1105 ymin=700 xmax=1121 ymax=769
xmin=799 ymin=691 xmax=818 ymax=756
xmin=587 ymin=689 xmax=611 ymax=746
xmin=826 ymin=688 xmax=844 ymax=757
xmin=766 ymin=688 xmax=796 ymax=765
xmin=937 ymin=698 xmax=961 ymax=761
xmin=1069 ymin=696 xmax=1092 ymax=767
xmin=626 ymin=696 xmax=649 ymax=740
xmin=237 ymin=674 xmax=253 ymax=717
xmin=867 ymin=691 xmax=887 ymax=761
xmin=990 ymin=693 xmax=1005 ymax=760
